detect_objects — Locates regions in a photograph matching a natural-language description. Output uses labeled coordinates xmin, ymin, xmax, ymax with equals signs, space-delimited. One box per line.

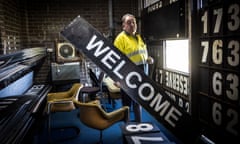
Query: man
xmin=113 ymin=13 xmax=153 ymax=122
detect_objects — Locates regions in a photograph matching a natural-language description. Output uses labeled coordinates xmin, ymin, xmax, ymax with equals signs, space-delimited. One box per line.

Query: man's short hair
xmin=121 ymin=13 xmax=135 ymax=23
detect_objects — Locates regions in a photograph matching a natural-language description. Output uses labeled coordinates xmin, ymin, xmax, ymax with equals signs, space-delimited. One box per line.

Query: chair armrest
xmin=48 ymin=97 xmax=73 ymax=103
xmin=87 ymin=100 xmax=101 ymax=105
xmin=103 ymin=106 xmax=129 ymax=122
xmin=47 ymin=99 xmax=75 ymax=113
xmin=47 ymin=92 xmax=71 ymax=101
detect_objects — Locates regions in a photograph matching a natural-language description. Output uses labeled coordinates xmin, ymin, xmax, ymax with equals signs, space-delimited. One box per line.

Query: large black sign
xmin=60 ymin=16 xmax=200 ymax=143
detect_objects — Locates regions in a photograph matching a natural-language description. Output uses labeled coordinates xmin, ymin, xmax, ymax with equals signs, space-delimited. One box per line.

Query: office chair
xmin=47 ymin=83 xmax=82 ymax=112
xmin=73 ymin=99 xmax=129 ymax=144
xmin=46 ymin=83 xmax=83 ymax=142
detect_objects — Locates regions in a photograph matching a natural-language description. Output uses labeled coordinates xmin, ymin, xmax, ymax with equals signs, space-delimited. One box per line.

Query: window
xmin=164 ymin=39 xmax=189 ymax=73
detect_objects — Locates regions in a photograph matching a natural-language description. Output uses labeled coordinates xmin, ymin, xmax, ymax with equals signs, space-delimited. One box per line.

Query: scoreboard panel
xmin=196 ymin=0 xmax=240 ymax=143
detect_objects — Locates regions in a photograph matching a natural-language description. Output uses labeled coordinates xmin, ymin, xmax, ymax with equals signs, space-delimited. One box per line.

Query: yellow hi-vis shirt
xmin=114 ymin=31 xmax=148 ymax=65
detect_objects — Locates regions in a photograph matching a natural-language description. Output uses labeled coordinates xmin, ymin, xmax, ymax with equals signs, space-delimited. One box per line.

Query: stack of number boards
xmin=120 ymin=122 xmax=174 ymax=144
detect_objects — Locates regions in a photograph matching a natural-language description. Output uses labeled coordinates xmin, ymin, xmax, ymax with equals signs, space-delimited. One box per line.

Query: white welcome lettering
xmin=86 ymin=35 xmax=110 ymax=57
xmin=86 ymin=34 xmax=183 ymax=129
xmin=86 ymin=34 xmax=125 ymax=79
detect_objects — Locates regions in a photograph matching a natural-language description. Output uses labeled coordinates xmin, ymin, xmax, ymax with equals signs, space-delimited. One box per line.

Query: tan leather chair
xmin=73 ymin=99 xmax=129 ymax=143
xmin=46 ymin=83 xmax=83 ymax=142
xmin=47 ymin=83 xmax=83 ymax=112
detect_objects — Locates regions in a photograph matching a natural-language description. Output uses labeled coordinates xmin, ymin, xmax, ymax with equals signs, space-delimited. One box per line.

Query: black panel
xmin=142 ymin=0 xmax=186 ymax=40
xmin=194 ymin=0 xmax=240 ymax=143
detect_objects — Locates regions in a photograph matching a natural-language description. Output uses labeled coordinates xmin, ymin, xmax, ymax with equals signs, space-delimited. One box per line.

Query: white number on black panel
xmin=228 ymin=3 xmax=240 ymax=31
xmin=213 ymin=72 xmax=222 ymax=96
xmin=212 ymin=40 xmax=223 ymax=64
xmin=201 ymin=11 xmax=208 ymax=34
xmin=226 ymin=73 xmax=239 ymax=101
xmin=201 ymin=40 xmax=224 ymax=64
xmin=201 ymin=40 xmax=239 ymax=67
xmin=212 ymin=102 xmax=238 ymax=136
xmin=201 ymin=41 xmax=209 ymax=63
xmin=212 ymin=72 xmax=239 ymax=102
xmin=126 ymin=123 xmax=153 ymax=132
xmin=201 ymin=8 xmax=223 ymax=34
xmin=131 ymin=136 xmax=164 ymax=144
xmin=228 ymin=40 xmax=239 ymax=67
xmin=201 ymin=3 xmax=240 ymax=34
xmin=213 ymin=8 xmax=223 ymax=33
